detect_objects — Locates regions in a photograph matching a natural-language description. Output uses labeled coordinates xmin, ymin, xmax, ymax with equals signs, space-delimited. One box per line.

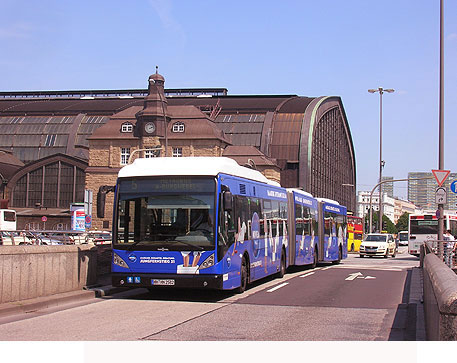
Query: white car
xmin=359 ymin=233 xmax=397 ymax=258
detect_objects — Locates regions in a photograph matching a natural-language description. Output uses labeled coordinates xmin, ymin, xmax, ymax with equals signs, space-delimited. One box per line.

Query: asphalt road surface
xmin=0 ymin=246 xmax=419 ymax=341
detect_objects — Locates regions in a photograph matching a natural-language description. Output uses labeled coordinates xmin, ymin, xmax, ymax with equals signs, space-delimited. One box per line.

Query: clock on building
xmin=144 ymin=122 xmax=156 ymax=134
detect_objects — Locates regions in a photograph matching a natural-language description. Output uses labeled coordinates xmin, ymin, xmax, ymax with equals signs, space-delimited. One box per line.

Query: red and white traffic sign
xmin=432 ymin=169 xmax=451 ymax=187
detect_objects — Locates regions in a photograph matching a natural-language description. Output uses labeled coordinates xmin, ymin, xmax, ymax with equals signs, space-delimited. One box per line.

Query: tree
xmin=363 ymin=208 xmax=397 ymax=234
xmin=396 ymin=212 xmax=410 ymax=232
xmin=382 ymin=215 xmax=397 ymax=234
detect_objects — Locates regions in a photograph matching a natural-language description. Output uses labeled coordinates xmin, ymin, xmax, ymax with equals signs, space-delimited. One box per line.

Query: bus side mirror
xmin=97 ymin=185 xmax=115 ymax=218
xmin=223 ymin=191 xmax=233 ymax=211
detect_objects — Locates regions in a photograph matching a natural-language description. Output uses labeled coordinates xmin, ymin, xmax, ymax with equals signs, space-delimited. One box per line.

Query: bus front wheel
xmin=236 ymin=256 xmax=248 ymax=294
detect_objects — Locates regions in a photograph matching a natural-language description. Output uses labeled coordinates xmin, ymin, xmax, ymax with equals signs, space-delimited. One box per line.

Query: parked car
xmin=359 ymin=233 xmax=397 ymax=258
xmin=33 ymin=233 xmax=64 ymax=245
xmin=0 ymin=231 xmax=36 ymax=245
xmin=87 ymin=231 xmax=112 ymax=245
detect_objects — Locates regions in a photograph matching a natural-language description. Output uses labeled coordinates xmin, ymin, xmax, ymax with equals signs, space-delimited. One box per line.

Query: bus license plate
xmin=152 ymin=279 xmax=175 ymax=286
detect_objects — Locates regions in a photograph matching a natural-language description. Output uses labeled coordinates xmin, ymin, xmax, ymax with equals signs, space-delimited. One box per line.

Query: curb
xmin=0 ymin=289 xmax=96 ymax=318
xmin=87 ymin=285 xmax=130 ymax=298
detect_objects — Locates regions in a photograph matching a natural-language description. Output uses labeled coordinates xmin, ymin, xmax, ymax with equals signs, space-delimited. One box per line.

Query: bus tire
xmin=236 ymin=256 xmax=248 ymax=294
xmin=332 ymin=245 xmax=342 ymax=264
xmin=311 ymin=248 xmax=318 ymax=269
xmin=277 ymin=249 xmax=286 ymax=278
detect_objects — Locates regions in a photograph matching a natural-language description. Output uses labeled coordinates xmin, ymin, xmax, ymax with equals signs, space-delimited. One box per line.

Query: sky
xmin=1 ymin=0 xmax=456 ymax=200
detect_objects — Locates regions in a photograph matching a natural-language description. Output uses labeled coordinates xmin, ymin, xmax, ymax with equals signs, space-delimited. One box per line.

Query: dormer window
xmin=121 ymin=122 xmax=133 ymax=133
xmin=172 ymin=122 xmax=185 ymax=133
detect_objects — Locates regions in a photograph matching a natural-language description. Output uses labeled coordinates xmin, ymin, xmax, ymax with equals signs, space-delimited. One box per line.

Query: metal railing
xmin=0 ymin=230 xmax=102 ymax=246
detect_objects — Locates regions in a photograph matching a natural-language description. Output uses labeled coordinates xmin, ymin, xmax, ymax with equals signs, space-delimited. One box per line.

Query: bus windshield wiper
xmin=167 ymin=239 xmax=204 ymax=250
xmin=127 ymin=240 xmax=147 ymax=251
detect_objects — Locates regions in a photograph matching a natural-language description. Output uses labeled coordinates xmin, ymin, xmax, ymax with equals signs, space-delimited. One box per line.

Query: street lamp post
xmin=368 ymin=87 xmax=394 ymax=232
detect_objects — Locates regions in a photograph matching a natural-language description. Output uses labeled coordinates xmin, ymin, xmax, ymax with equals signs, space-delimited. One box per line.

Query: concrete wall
xmin=423 ymin=251 xmax=457 ymax=340
xmin=0 ymin=245 xmax=98 ymax=304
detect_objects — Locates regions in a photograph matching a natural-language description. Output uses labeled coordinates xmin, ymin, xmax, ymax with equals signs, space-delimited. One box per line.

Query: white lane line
xmin=266 ymin=282 xmax=289 ymax=293
xmin=321 ymin=266 xmax=334 ymax=270
xmin=300 ymin=272 xmax=315 ymax=278
xmin=331 ymin=265 xmax=403 ymax=271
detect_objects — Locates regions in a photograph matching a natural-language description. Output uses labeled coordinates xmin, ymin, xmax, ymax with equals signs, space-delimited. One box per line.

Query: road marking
xmin=300 ymin=272 xmax=315 ymax=278
xmin=345 ymin=272 xmax=363 ymax=280
xmin=267 ymin=282 xmax=289 ymax=293
xmin=321 ymin=266 xmax=334 ymax=270
xmin=331 ymin=264 xmax=404 ymax=272
xmin=345 ymin=272 xmax=377 ymax=281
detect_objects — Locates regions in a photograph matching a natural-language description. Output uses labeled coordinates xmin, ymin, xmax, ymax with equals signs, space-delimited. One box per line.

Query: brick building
xmin=0 ymin=71 xmax=356 ymax=230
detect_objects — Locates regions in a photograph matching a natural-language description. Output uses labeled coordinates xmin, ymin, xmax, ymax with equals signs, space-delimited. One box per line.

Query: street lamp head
xmin=368 ymin=89 xmax=377 ymax=93
xmin=384 ymin=89 xmax=395 ymax=93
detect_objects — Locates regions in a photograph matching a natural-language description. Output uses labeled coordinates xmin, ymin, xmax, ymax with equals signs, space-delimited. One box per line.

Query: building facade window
xmin=121 ymin=147 xmax=131 ymax=165
xmin=44 ymin=134 xmax=57 ymax=147
xmin=121 ymin=122 xmax=133 ymax=133
xmin=172 ymin=122 xmax=185 ymax=133
xmin=11 ymin=161 xmax=85 ymax=208
xmin=145 ymin=147 xmax=160 ymax=158
xmin=172 ymin=147 xmax=183 ymax=157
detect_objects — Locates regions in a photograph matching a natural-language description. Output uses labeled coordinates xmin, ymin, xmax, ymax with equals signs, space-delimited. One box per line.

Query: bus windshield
xmin=114 ymin=177 xmax=215 ymax=251
xmin=399 ymin=232 xmax=408 ymax=241
xmin=410 ymin=220 xmax=438 ymax=235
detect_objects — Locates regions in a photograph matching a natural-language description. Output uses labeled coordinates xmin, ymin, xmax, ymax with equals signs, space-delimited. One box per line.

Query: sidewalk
xmin=408 ymin=267 xmax=426 ymax=340
xmin=0 ymin=274 xmax=123 ymax=319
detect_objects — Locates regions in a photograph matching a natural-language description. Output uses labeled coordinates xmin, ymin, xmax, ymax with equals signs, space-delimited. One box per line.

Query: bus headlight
xmin=198 ymin=253 xmax=215 ymax=270
xmin=113 ymin=252 xmax=129 ymax=269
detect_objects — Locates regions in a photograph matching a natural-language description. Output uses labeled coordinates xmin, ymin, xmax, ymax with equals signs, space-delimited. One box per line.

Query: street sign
xmin=435 ymin=187 xmax=447 ymax=204
xmin=41 ymin=216 xmax=47 ymax=222
xmin=451 ymin=180 xmax=457 ymax=194
xmin=85 ymin=215 xmax=92 ymax=229
xmin=432 ymin=169 xmax=451 ymax=187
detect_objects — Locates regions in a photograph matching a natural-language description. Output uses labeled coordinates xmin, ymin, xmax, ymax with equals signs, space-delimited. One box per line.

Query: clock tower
xmin=135 ymin=67 xmax=170 ymax=138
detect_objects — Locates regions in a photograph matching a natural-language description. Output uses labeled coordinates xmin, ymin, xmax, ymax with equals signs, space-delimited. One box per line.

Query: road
xmin=0 ymin=246 xmax=419 ymax=341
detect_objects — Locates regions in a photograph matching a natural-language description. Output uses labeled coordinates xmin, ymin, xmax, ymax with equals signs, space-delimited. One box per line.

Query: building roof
xmin=0 ymin=149 xmax=24 ymax=181
xmin=222 ymin=145 xmax=278 ymax=168
xmin=88 ymin=105 xmax=231 ymax=144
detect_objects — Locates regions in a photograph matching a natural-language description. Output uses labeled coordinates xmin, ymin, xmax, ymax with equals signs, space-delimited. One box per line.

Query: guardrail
xmin=424 ymin=240 xmax=457 ymax=270
xmin=421 ymin=241 xmax=457 ymax=340
xmin=0 ymin=230 xmax=111 ymax=246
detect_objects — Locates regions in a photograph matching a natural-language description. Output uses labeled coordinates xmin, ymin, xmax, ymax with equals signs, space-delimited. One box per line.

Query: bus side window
xmin=249 ymin=198 xmax=262 ymax=239
xmin=295 ymin=204 xmax=303 ymax=236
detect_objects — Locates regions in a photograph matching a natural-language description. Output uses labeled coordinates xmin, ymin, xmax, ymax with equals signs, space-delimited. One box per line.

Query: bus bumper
xmin=112 ymin=273 xmax=224 ymax=290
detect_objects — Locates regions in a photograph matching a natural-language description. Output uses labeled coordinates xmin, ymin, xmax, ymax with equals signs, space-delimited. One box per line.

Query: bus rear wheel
xmin=236 ymin=256 xmax=248 ymax=294
xmin=277 ymin=250 xmax=286 ymax=278
xmin=332 ymin=246 xmax=342 ymax=264
xmin=311 ymin=248 xmax=318 ymax=269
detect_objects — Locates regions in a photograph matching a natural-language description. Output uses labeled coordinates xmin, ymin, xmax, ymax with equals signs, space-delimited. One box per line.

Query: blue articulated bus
xmin=317 ymin=198 xmax=348 ymax=263
xmin=287 ymin=190 xmax=347 ymax=269
xmin=107 ymin=157 xmax=346 ymax=293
